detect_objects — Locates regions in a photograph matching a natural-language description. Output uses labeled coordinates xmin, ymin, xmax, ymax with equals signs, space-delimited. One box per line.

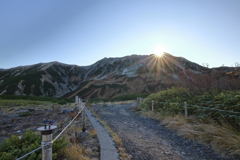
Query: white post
xmin=78 ymin=98 xmax=82 ymax=110
xmin=37 ymin=125 xmax=57 ymax=160
xmin=75 ymin=96 xmax=78 ymax=106
xmin=151 ymin=99 xmax=154 ymax=112
xmin=184 ymin=102 xmax=188 ymax=118
xmin=82 ymin=101 xmax=86 ymax=132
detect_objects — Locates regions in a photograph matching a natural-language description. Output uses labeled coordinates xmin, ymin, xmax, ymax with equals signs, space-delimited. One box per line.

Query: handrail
xmin=52 ymin=106 xmax=84 ymax=143
xmin=16 ymin=103 xmax=85 ymax=160
xmin=188 ymin=104 xmax=240 ymax=115
xmin=16 ymin=145 xmax=45 ymax=160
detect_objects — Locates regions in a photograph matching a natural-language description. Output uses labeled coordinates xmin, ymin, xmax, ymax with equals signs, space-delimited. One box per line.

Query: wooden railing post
xmin=37 ymin=125 xmax=57 ymax=160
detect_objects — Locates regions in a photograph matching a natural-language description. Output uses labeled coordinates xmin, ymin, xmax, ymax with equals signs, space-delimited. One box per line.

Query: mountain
xmin=0 ymin=53 xmax=238 ymax=99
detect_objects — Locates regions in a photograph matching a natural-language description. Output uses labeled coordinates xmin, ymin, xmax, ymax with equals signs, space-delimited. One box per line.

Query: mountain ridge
xmin=0 ymin=53 xmax=238 ymax=99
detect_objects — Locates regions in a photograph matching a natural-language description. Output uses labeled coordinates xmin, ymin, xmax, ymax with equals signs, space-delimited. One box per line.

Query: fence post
xmin=82 ymin=100 xmax=86 ymax=132
xmin=78 ymin=98 xmax=82 ymax=110
xmin=184 ymin=102 xmax=188 ymax=118
xmin=37 ymin=125 xmax=57 ymax=160
xmin=151 ymin=99 xmax=154 ymax=112
xmin=75 ymin=96 xmax=78 ymax=106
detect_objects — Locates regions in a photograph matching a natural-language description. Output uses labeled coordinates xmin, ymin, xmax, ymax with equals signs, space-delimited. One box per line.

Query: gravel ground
xmin=91 ymin=104 xmax=236 ymax=160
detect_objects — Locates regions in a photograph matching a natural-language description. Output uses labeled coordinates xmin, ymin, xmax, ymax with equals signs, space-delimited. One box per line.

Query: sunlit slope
xmin=0 ymin=53 xmax=238 ymax=99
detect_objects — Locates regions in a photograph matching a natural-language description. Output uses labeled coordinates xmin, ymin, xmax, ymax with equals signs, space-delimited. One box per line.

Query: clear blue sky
xmin=0 ymin=0 xmax=239 ymax=69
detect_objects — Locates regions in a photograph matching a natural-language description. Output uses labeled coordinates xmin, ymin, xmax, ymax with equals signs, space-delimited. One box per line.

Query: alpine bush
xmin=0 ymin=129 xmax=67 ymax=160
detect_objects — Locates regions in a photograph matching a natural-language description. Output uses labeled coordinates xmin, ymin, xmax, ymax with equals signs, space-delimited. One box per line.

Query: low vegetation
xmin=0 ymin=95 xmax=72 ymax=106
xmin=0 ymin=129 xmax=67 ymax=160
xmin=139 ymin=87 xmax=240 ymax=158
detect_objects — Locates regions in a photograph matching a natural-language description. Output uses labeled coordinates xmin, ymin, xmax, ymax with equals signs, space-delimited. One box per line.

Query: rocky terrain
xmin=0 ymin=53 xmax=239 ymax=100
xmin=0 ymin=104 xmax=100 ymax=160
xmin=91 ymin=103 xmax=237 ymax=160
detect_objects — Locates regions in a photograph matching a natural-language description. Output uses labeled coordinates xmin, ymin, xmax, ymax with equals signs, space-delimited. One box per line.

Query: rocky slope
xmin=0 ymin=53 xmax=238 ymax=99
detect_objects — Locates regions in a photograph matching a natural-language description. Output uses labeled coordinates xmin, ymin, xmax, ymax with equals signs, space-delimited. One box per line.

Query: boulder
xmin=1 ymin=118 xmax=13 ymax=124
xmin=61 ymin=109 xmax=73 ymax=114
xmin=16 ymin=110 xmax=29 ymax=113
xmin=131 ymin=103 xmax=138 ymax=107
xmin=78 ymin=131 xmax=91 ymax=141
xmin=27 ymin=108 xmax=35 ymax=112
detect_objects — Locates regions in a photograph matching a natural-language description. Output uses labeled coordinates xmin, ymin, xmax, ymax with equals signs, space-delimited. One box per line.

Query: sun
xmin=152 ymin=45 xmax=167 ymax=57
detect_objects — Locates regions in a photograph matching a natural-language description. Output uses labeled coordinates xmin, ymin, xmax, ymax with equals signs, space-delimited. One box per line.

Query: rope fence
xmin=16 ymin=96 xmax=85 ymax=160
xmin=136 ymin=97 xmax=240 ymax=119
xmin=16 ymin=145 xmax=46 ymax=160
xmin=52 ymin=106 xmax=84 ymax=143
xmin=188 ymin=104 xmax=240 ymax=115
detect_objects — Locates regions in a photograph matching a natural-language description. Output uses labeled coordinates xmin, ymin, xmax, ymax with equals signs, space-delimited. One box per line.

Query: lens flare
xmin=153 ymin=45 xmax=167 ymax=57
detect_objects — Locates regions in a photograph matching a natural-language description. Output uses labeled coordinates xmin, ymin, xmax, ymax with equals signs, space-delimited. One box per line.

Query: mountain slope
xmin=0 ymin=53 xmax=237 ymax=99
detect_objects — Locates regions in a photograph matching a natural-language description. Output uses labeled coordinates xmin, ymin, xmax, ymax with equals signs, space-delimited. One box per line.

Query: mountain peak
xmin=0 ymin=54 xmax=236 ymax=99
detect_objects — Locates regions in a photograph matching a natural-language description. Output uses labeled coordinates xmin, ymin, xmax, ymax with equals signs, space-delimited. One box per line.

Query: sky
xmin=0 ymin=0 xmax=240 ymax=69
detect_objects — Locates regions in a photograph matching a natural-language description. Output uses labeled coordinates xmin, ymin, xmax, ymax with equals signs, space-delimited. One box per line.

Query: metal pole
xmin=184 ymin=102 xmax=188 ymax=118
xmin=37 ymin=125 xmax=57 ymax=160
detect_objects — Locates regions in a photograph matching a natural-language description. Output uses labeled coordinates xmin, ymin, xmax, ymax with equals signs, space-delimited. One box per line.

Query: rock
xmin=101 ymin=103 xmax=108 ymax=107
xmin=9 ymin=114 xmax=19 ymax=119
xmin=42 ymin=120 xmax=55 ymax=125
xmin=78 ymin=132 xmax=90 ymax=141
xmin=61 ymin=109 xmax=73 ymax=114
xmin=27 ymin=108 xmax=35 ymax=112
xmin=54 ymin=129 xmax=62 ymax=133
xmin=1 ymin=118 xmax=13 ymax=124
xmin=131 ymin=103 xmax=138 ymax=107
xmin=48 ymin=109 xmax=54 ymax=112
xmin=0 ymin=130 xmax=6 ymax=136
xmin=181 ymin=152 xmax=186 ymax=155
xmin=6 ymin=124 xmax=12 ymax=128
xmin=85 ymin=148 xmax=93 ymax=155
xmin=74 ymin=107 xmax=79 ymax=111
xmin=14 ymin=125 xmax=21 ymax=131
xmin=17 ymin=109 xmax=29 ymax=113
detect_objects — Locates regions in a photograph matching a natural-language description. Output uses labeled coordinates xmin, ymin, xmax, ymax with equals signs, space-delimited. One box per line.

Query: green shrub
xmin=18 ymin=112 xmax=30 ymax=117
xmin=139 ymin=87 xmax=240 ymax=128
xmin=111 ymin=93 xmax=149 ymax=101
xmin=0 ymin=129 xmax=67 ymax=160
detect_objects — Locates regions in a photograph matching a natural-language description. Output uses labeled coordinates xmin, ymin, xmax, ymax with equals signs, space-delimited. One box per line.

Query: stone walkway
xmin=85 ymin=108 xmax=119 ymax=160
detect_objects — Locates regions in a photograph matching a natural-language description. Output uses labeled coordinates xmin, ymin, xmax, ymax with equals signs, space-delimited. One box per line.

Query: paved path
xmin=85 ymin=108 xmax=119 ymax=160
xmin=91 ymin=104 xmax=235 ymax=160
